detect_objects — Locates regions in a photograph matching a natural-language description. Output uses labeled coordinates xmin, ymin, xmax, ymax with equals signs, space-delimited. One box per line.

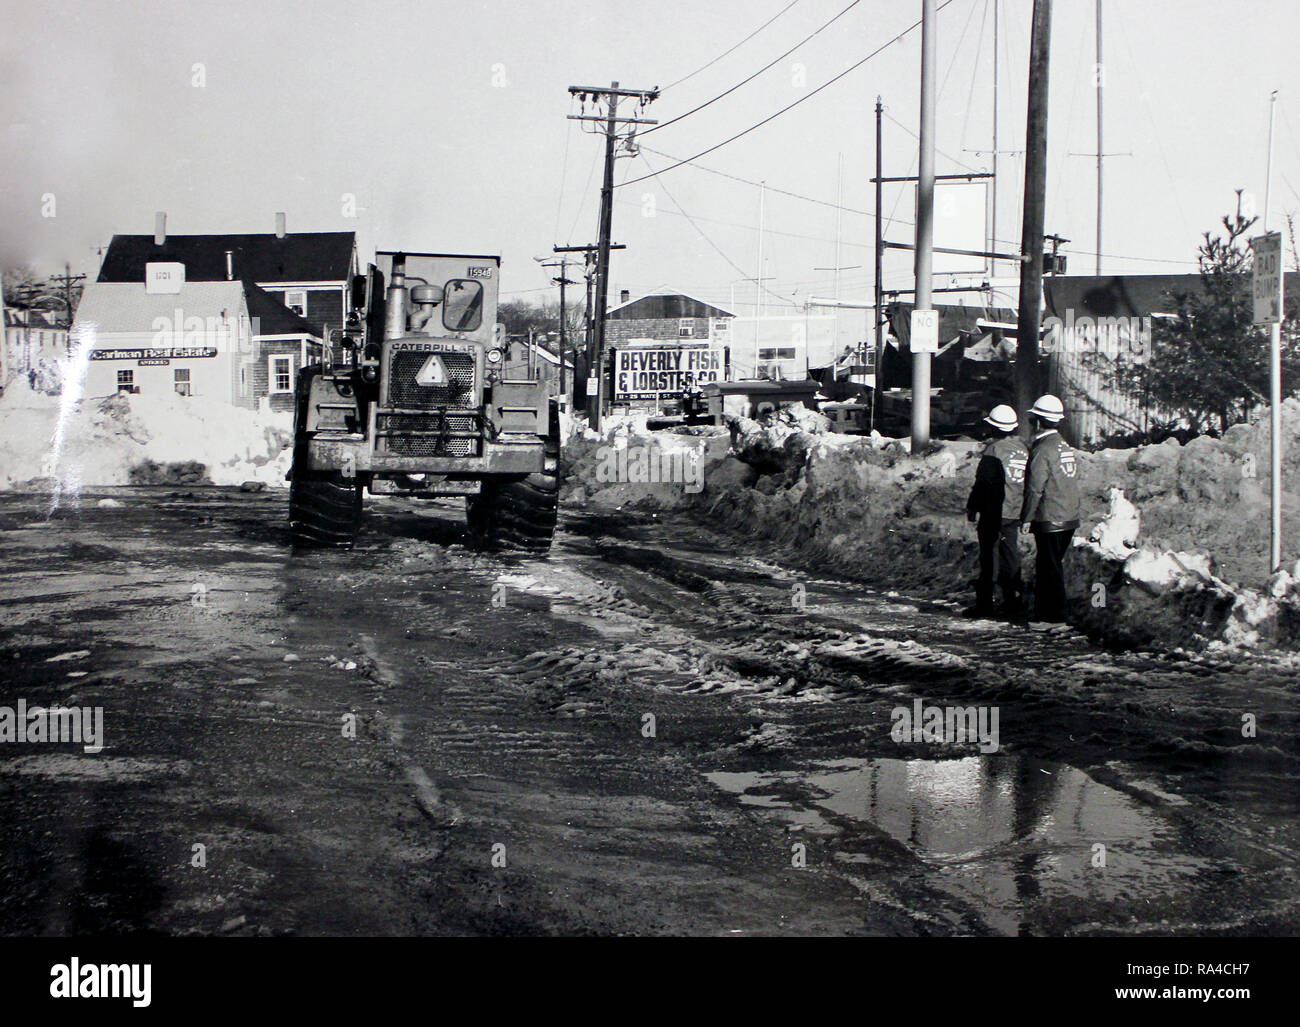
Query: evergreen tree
xmin=1109 ymin=191 xmax=1299 ymax=435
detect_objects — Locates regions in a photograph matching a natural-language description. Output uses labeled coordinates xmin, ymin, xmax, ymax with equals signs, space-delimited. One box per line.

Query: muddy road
xmin=1 ymin=487 xmax=1298 ymax=936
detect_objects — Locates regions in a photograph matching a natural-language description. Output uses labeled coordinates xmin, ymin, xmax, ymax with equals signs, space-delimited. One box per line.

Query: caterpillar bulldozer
xmin=288 ymin=250 xmax=560 ymax=552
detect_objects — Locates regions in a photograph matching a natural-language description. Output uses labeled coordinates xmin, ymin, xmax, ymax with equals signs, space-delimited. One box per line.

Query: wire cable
xmin=553 ymin=120 xmax=573 ymax=242
xmin=618 ymin=0 xmax=960 ymax=189
xmin=565 ymin=145 xmax=601 ymax=244
xmin=663 ymin=0 xmax=805 ymax=91
xmin=638 ymin=144 xmax=909 ymax=223
xmin=645 ymin=0 xmax=864 ymax=136
xmin=638 ymin=152 xmax=797 ymax=309
xmin=882 ymin=111 xmax=984 ymax=175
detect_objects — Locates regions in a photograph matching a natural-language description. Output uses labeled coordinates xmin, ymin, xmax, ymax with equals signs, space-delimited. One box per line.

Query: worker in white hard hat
xmin=964 ymin=404 xmax=1029 ymax=616
xmin=1020 ymin=394 xmax=1081 ymax=624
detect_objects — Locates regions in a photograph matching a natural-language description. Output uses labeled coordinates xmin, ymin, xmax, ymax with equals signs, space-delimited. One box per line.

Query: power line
xmin=639 ymin=143 xmax=909 ymax=223
xmin=566 ymin=144 xmax=601 ymax=243
xmin=1111 ymin=1 xmax=1192 ymax=243
xmin=617 ymin=0 xmax=961 ymax=190
xmin=645 ymin=0 xmax=864 ymax=137
xmin=637 ymin=152 xmax=797 ymax=308
xmin=615 ymin=196 xmax=878 ymax=249
xmin=663 ymin=0 xmax=805 ymax=91
xmin=882 ymin=111 xmax=983 ymax=174
xmin=957 ymin=0 xmax=989 ymax=157
xmin=553 ymin=120 xmax=573 ymax=241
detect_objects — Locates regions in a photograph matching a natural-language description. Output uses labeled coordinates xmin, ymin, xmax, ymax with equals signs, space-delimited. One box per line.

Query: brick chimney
xmin=275 ymin=212 xmax=286 ymax=239
xmin=154 ymin=212 xmax=166 ymax=245
xmin=619 ymin=289 xmax=630 ymax=304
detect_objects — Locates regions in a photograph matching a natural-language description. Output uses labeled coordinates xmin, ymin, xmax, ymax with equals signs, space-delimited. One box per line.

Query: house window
xmin=174 ymin=368 xmax=192 ymax=396
xmin=678 ymin=318 xmax=694 ymax=338
xmin=284 ymin=290 xmax=308 ymax=316
xmin=268 ymin=355 xmax=294 ymax=394
xmin=758 ymin=347 xmax=797 ymax=360
xmin=116 ymin=369 xmax=135 ymax=392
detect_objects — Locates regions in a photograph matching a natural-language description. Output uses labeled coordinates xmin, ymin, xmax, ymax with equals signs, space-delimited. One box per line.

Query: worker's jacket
xmin=1020 ymin=429 xmax=1081 ymax=531
xmin=966 ymin=434 xmax=1029 ymax=522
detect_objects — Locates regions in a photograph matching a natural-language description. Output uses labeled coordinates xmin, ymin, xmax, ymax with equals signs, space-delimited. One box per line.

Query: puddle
xmin=707 ymin=755 xmax=1211 ymax=934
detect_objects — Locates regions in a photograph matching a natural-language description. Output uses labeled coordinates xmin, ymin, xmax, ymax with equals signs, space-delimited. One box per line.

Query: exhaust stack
xmin=383 ymin=253 xmax=409 ymax=341
xmin=154 ymin=212 xmax=166 ymax=245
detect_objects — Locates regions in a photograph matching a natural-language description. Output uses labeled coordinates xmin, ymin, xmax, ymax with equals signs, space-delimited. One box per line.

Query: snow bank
xmin=0 ymin=380 xmax=293 ymax=493
xmin=563 ymin=399 xmax=1300 ymax=652
xmin=562 ymin=410 xmax=730 ymax=511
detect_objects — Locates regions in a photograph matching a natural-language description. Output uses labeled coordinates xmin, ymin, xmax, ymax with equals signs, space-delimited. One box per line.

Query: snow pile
xmin=561 ymin=410 xmax=729 ymax=510
xmin=1088 ymin=488 xmax=1140 ymax=559
xmin=563 ymin=397 xmax=1300 ymax=651
xmin=0 ymin=380 xmax=293 ymax=492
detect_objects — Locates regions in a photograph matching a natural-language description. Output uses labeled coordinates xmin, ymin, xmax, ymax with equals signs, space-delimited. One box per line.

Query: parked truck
xmin=288 ymin=251 xmax=560 ymax=552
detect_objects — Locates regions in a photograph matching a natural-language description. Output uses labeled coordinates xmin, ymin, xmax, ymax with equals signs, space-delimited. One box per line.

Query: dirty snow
xmin=0 ymin=379 xmax=293 ymax=491
xmin=564 ymin=399 xmax=1300 ymax=651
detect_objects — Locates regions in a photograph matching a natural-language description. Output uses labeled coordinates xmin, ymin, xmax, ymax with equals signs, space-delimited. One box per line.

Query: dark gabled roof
xmin=1043 ymin=274 xmax=1207 ymax=319
xmin=607 ymin=292 xmax=734 ymax=320
xmin=97 ymin=232 xmax=356 ymax=284
xmin=1045 ymin=271 xmax=1300 ymax=320
xmin=243 ymin=281 xmax=320 ymax=338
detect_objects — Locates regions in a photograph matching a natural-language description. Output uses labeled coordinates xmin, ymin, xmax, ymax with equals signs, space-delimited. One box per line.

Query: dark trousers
xmin=1032 ymin=528 xmax=1075 ymax=621
xmin=976 ymin=517 xmax=1022 ymax=609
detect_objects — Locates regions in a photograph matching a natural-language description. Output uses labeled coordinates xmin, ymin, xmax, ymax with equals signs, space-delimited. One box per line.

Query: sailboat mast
xmin=1096 ymin=0 xmax=1103 ymax=275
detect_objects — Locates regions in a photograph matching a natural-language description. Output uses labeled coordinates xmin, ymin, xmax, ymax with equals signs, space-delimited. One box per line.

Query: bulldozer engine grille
xmin=377 ymin=412 xmax=481 ymax=458
xmin=388 ymin=351 xmax=477 ymax=407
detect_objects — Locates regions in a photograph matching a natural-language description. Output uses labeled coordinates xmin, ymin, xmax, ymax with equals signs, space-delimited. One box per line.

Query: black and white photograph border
xmin=1 ymin=0 xmax=1298 ymax=1005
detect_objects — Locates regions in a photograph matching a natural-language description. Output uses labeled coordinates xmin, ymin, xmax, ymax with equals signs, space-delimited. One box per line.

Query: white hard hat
xmin=1029 ymin=394 xmax=1065 ymax=422
xmin=984 ymin=404 xmax=1019 ymax=431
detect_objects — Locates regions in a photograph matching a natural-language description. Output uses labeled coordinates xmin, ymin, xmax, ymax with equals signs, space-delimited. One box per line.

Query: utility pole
xmin=991 ymin=0 xmax=999 ymax=277
xmin=1071 ymin=1 xmax=1129 ymax=276
xmin=554 ymin=242 xmax=627 ymax=412
xmin=567 ymin=81 xmax=658 ymax=431
xmin=911 ymin=0 xmax=937 ymax=453
xmin=1095 ymin=0 xmax=1103 ymax=275
xmin=1015 ymin=0 xmax=1052 ymax=421
xmin=1264 ymin=89 xmax=1283 ymax=573
xmin=756 ymin=181 xmax=767 ymax=318
xmin=875 ymin=97 xmax=885 ymax=391
xmin=538 ymin=255 xmax=579 ymax=399
xmin=46 ymin=264 xmax=86 ymax=325
xmin=555 ymin=267 xmax=573 ymax=398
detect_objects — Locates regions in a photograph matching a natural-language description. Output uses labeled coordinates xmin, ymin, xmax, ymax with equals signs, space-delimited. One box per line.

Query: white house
xmin=71 ymin=280 xmax=321 ymax=409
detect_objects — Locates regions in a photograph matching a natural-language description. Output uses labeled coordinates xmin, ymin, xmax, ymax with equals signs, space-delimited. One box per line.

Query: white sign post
xmin=910 ymin=308 xmax=939 ymax=354
xmin=1252 ymin=231 xmax=1285 ymax=572
xmin=1252 ymin=232 xmax=1283 ymax=325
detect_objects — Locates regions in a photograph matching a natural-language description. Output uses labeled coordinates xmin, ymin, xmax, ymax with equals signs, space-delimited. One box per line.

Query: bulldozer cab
xmin=373 ymin=251 xmax=500 ymax=348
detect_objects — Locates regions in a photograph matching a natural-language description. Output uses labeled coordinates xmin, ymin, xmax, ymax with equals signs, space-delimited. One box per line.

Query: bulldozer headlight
xmin=486 ymin=347 xmax=503 ymax=365
xmin=361 ymin=361 xmax=379 ymax=382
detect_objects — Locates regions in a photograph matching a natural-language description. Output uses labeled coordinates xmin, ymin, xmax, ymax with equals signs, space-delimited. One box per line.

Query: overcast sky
xmin=4 ymin=0 xmax=1298 ymax=321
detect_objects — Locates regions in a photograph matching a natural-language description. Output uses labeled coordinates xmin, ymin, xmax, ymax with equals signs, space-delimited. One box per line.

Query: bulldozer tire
xmin=290 ymin=472 xmax=362 ymax=549
xmin=467 ymin=432 xmax=560 ymax=553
